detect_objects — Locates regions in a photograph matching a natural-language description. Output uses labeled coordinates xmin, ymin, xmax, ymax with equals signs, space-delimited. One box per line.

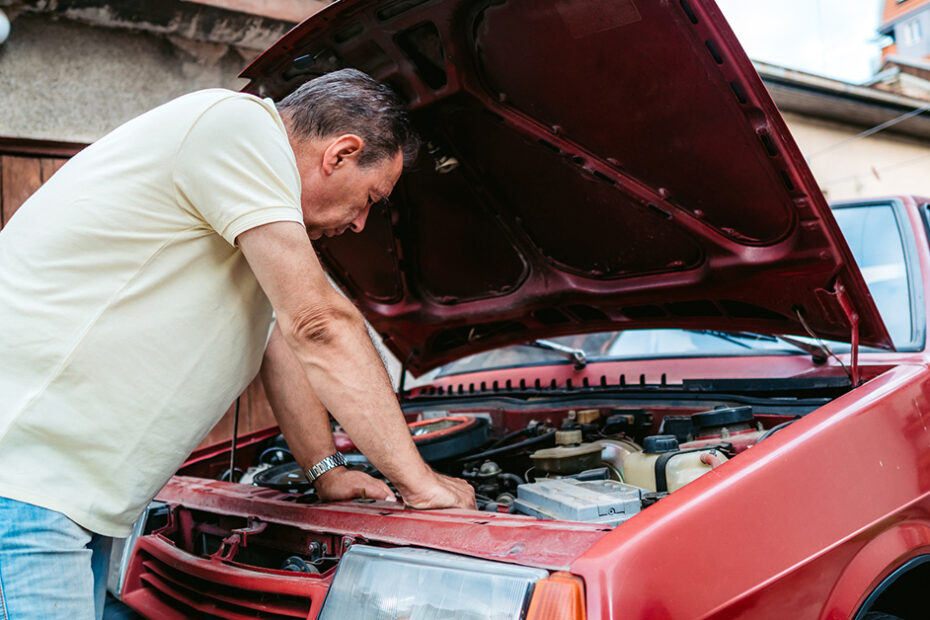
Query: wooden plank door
xmin=0 ymin=154 xmax=67 ymax=228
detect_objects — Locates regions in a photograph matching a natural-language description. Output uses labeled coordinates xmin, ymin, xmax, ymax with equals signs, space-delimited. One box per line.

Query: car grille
xmin=122 ymin=535 xmax=327 ymax=619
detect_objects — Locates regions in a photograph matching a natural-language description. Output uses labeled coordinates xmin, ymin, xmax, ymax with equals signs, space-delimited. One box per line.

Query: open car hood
xmin=242 ymin=0 xmax=892 ymax=374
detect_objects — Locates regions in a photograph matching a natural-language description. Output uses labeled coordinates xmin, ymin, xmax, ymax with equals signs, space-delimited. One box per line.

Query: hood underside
xmin=242 ymin=0 xmax=892 ymax=374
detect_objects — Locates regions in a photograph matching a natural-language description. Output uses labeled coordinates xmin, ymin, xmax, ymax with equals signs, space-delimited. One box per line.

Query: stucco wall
xmin=0 ymin=12 xmax=252 ymax=144
xmin=782 ymin=111 xmax=930 ymax=201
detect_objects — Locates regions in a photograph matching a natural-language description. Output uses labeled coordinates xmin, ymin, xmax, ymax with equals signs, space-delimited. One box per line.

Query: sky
xmin=716 ymin=0 xmax=887 ymax=84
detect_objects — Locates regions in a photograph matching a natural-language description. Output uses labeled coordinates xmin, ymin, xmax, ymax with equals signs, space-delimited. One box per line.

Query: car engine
xmin=232 ymin=400 xmax=798 ymax=528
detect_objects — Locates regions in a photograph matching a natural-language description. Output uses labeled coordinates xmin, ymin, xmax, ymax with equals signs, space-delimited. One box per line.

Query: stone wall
xmin=0 ymin=11 xmax=265 ymax=144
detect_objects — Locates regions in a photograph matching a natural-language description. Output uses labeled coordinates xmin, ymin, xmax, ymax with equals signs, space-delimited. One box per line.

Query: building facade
xmin=759 ymin=62 xmax=930 ymax=201
xmin=881 ymin=0 xmax=930 ymax=61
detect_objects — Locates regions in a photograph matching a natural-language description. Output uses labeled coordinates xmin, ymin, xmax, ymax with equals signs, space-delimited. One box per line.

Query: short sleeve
xmin=173 ymin=94 xmax=304 ymax=245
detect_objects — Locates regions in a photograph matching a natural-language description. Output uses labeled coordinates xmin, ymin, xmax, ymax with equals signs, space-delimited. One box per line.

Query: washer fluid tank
xmin=623 ymin=435 xmax=727 ymax=492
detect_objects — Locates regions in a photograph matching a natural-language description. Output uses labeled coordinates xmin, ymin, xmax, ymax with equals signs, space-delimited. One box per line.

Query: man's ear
xmin=321 ymin=134 xmax=365 ymax=175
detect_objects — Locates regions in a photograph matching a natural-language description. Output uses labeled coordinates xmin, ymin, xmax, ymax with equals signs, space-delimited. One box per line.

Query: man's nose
xmin=348 ymin=207 xmax=370 ymax=233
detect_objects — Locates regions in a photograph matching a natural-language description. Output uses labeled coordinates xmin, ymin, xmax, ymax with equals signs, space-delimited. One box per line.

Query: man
xmin=0 ymin=69 xmax=475 ymax=619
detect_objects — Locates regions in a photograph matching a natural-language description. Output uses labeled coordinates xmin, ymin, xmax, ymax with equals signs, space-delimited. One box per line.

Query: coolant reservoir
xmin=623 ymin=435 xmax=727 ymax=492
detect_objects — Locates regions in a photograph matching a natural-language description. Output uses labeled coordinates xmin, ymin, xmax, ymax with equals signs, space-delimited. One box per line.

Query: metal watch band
xmin=305 ymin=452 xmax=347 ymax=484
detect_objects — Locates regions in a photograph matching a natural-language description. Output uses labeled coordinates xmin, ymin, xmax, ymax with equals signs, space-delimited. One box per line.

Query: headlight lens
xmin=319 ymin=545 xmax=549 ymax=620
xmin=106 ymin=500 xmax=168 ymax=599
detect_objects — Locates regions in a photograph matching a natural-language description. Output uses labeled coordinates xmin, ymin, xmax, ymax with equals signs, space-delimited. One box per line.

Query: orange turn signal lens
xmin=526 ymin=571 xmax=586 ymax=620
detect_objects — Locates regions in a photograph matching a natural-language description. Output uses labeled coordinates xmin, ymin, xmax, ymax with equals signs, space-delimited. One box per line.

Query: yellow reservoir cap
xmin=527 ymin=571 xmax=586 ymax=620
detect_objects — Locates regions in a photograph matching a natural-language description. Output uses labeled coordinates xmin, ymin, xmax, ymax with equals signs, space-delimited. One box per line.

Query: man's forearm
xmin=277 ymin=303 xmax=434 ymax=498
xmin=238 ymin=222 xmax=474 ymax=509
xmin=260 ymin=326 xmax=338 ymax=470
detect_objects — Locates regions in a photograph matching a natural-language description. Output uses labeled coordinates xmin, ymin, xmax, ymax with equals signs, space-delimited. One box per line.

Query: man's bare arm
xmin=239 ymin=221 xmax=474 ymax=509
xmin=261 ymin=325 xmax=393 ymax=501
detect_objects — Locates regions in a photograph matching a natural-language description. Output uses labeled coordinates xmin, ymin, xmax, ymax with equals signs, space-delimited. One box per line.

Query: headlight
xmin=319 ymin=544 xmax=548 ymax=620
xmin=106 ymin=501 xmax=168 ymax=599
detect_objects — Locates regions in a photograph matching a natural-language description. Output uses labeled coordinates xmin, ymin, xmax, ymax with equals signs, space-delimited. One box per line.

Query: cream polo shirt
xmin=0 ymin=89 xmax=304 ymax=536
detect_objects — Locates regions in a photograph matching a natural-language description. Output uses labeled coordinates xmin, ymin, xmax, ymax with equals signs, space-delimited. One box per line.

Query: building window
xmin=901 ymin=18 xmax=923 ymax=45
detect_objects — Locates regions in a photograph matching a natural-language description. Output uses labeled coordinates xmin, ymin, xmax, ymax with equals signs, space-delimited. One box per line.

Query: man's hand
xmin=314 ymin=467 xmax=395 ymax=502
xmin=399 ymin=471 xmax=477 ymax=510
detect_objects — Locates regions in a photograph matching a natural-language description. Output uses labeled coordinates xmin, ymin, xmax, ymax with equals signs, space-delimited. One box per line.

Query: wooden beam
xmin=0 ymin=137 xmax=87 ymax=158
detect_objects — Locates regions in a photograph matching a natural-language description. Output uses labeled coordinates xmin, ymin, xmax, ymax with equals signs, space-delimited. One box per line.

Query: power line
xmin=819 ymin=151 xmax=930 ymax=186
xmin=807 ymin=101 xmax=930 ymax=160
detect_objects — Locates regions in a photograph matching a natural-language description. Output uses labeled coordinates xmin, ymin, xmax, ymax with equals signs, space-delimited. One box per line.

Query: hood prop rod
xmin=397 ymin=350 xmax=416 ymax=402
xmin=833 ymin=282 xmax=861 ymax=386
xmin=226 ymin=397 xmax=241 ymax=483
xmin=794 ymin=306 xmax=853 ymax=386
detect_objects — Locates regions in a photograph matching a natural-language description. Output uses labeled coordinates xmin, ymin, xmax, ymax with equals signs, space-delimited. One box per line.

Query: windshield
xmin=832 ymin=204 xmax=912 ymax=345
xmin=435 ymin=330 xmax=813 ymax=376
xmin=434 ymin=202 xmax=914 ymax=377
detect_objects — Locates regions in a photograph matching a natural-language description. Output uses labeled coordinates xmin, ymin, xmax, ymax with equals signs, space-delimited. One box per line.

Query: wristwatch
xmin=305 ymin=452 xmax=348 ymax=485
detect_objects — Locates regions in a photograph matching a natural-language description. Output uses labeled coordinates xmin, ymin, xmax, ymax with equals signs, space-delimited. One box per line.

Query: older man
xmin=0 ymin=69 xmax=474 ymax=619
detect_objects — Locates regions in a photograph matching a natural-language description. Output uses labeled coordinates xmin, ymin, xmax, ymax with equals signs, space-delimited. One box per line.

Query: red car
xmin=110 ymin=1 xmax=930 ymax=618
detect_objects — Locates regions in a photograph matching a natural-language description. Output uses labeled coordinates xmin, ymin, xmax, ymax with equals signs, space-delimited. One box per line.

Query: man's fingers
xmin=401 ymin=471 xmax=477 ymax=510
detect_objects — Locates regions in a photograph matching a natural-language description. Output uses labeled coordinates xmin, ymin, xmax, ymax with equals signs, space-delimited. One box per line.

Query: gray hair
xmin=277 ymin=68 xmax=419 ymax=167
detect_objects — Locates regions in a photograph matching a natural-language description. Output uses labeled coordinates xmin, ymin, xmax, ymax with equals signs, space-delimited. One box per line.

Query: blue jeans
xmin=0 ymin=496 xmax=112 ymax=620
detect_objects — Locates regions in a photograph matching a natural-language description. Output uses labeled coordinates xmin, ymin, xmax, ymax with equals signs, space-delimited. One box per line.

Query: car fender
xmin=820 ymin=518 xmax=930 ymax=619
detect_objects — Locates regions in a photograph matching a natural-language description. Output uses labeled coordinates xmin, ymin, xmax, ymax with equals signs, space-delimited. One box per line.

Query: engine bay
xmin=126 ymin=382 xmax=852 ymax=584
xmin=185 ymin=387 xmax=831 ymax=528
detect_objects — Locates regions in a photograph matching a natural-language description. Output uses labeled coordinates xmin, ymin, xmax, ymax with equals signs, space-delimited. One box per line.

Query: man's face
xmin=300 ymin=147 xmax=404 ymax=241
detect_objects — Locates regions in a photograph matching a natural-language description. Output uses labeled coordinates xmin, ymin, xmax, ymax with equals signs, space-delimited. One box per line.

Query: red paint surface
xmin=153 ymin=476 xmax=610 ymax=570
xmin=572 ymin=363 xmax=930 ymax=618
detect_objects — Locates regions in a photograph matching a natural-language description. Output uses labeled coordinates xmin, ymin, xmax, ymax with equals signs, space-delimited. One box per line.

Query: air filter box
xmin=514 ymin=479 xmax=643 ymax=526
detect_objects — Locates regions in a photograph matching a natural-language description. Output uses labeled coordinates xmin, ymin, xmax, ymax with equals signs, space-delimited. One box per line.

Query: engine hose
xmin=499 ymin=473 xmax=525 ymax=488
xmin=759 ymin=418 xmax=800 ymax=441
xmin=486 ymin=428 xmax=530 ymax=450
xmin=456 ymin=430 xmax=556 ymax=463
